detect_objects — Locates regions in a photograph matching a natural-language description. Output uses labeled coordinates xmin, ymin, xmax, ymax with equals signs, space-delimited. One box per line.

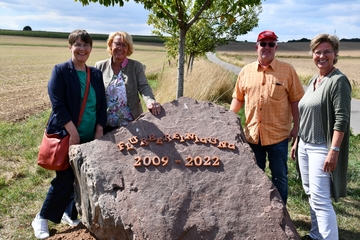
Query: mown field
xmin=216 ymin=41 xmax=360 ymax=90
xmin=0 ymin=35 xmax=167 ymax=122
xmin=1 ymin=35 xmax=359 ymax=240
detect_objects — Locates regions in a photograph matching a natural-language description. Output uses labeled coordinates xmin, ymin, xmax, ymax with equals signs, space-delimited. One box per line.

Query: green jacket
xmin=309 ymin=68 xmax=352 ymax=202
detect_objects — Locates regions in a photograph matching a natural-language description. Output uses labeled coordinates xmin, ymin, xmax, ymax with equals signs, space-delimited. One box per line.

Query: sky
xmin=0 ymin=0 xmax=359 ymax=42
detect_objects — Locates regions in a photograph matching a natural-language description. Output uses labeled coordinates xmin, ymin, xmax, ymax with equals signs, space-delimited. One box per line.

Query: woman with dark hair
xmin=31 ymin=29 xmax=107 ymax=239
xmin=291 ymin=33 xmax=351 ymax=240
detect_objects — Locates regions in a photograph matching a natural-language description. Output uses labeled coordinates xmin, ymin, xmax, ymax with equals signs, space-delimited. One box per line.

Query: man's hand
xmin=289 ymin=127 xmax=298 ymax=146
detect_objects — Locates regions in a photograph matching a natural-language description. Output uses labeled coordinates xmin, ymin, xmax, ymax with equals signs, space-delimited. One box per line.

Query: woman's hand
xmin=69 ymin=133 xmax=81 ymax=146
xmin=323 ymin=130 xmax=344 ymax=172
xmin=64 ymin=121 xmax=80 ymax=146
xmin=94 ymin=124 xmax=104 ymax=139
xmin=148 ymin=102 xmax=162 ymax=115
xmin=323 ymin=151 xmax=339 ymax=172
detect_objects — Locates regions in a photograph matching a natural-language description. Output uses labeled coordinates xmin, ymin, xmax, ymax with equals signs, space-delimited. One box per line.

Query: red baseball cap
xmin=257 ymin=30 xmax=278 ymax=42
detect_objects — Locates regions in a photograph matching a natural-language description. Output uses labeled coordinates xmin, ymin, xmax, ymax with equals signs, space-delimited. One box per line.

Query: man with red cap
xmin=230 ymin=30 xmax=304 ymax=204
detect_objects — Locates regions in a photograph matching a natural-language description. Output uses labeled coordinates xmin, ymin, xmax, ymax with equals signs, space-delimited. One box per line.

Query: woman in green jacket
xmin=291 ymin=34 xmax=351 ymax=240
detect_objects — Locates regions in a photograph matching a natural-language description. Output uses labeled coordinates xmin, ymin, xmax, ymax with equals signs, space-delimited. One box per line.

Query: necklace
xmin=314 ymin=67 xmax=336 ymax=89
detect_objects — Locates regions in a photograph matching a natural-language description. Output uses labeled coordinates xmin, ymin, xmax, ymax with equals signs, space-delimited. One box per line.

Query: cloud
xmin=0 ymin=0 xmax=153 ymax=35
xmin=0 ymin=0 xmax=359 ymax=42
xmin=237 ymin=0 xmax=360 ymax=42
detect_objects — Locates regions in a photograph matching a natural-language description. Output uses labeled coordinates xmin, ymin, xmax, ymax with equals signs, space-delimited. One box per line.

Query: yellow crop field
xmin=216 ymin=41 xmax=360 ymax=87
xmin=0 ymin=35 xmax=167 ymax=122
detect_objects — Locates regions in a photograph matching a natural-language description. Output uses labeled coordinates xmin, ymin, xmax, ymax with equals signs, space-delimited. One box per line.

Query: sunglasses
xmin=259 ymin=42 xmax=276 ymax=48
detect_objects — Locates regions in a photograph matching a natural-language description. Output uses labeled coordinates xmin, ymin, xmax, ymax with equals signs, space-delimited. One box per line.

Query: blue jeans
xmin=40 ymin=166 xmax=78 ymax=223
xmin=249 ymin=139 xmax=289 ymax=204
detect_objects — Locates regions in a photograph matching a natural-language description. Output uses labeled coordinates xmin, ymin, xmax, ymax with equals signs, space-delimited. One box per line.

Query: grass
xmin=0 ymin=36 xmax=359 ymax=239
xmin=154 ymin=57 xmax=236 ymax=103
xmin=216 ymin=52 xmax=246 ymax=68
xmin=0 ymin=110 xmax=55 ymax=239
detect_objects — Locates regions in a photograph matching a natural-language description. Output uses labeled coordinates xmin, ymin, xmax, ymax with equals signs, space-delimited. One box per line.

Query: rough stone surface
xmin=69 ymin=97 xmax=300 ymax=240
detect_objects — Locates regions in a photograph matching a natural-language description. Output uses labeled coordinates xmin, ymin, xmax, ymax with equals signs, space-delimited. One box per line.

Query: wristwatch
xmin=331 ymin=146 xmax=340 ymax=152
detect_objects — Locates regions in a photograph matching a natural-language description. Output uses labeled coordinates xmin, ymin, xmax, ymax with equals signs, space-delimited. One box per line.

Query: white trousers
xmin=298 ymin=139 xmax=338 ymax=240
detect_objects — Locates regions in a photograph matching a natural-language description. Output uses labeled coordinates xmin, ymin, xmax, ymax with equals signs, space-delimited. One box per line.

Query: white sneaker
xmin=61 ymin=213 xmax=81 ymax=227
xmin=31 ymin=213 xmax=49 ymax=239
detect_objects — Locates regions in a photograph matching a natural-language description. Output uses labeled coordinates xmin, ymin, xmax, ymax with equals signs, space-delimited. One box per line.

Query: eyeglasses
xmin=313 ymin=50 xmax=334 ymax=57
xmin=258 ymin=42 xmax=276 ymax=48
xmin=113 ymin=42 xmax=128 ymax=48
xmin=73 ymin=43 xmax=91 ymax=49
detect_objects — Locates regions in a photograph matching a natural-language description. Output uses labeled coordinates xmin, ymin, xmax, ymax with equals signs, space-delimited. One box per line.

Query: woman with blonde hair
xmin=291 ymin=33 xmax=351 ymax=240
xmin=95 ymin=31 xmax=161 ymax=134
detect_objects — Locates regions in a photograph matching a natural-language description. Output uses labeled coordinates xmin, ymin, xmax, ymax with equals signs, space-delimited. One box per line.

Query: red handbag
xmin=37 ymin=67 xmax=91 ymax=170
xmin=38 ymin=133 xmax=71 ymax=170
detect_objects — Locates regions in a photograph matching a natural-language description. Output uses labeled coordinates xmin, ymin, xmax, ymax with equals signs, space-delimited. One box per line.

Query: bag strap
xmin=45 ymin=67 xmax=91 ymax=131
xmin=77 ymin=66 xmax=91 ymax=126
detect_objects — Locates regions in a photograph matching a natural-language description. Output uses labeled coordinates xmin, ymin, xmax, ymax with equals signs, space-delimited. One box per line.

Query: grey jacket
xmin=308 ymin=68 xmax=352 ymax=202
xmin=94 ymin=58 xmax=156 ymax=120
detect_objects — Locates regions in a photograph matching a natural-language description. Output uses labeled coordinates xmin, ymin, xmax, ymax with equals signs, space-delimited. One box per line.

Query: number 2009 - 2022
xmin=134 ymin=156 xmax=220 ymax=167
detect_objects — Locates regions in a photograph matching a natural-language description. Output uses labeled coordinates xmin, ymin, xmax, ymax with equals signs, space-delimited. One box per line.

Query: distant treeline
xmin=288 ymin=37 xmax=360 ymax=42
xmin=0 ymin=29 xmax=164 ymax=43
xmin=2 ymin=29 xmax=358 ymax=43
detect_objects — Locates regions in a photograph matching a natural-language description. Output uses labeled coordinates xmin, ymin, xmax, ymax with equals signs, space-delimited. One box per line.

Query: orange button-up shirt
xmin=232 ymin=59 xmax=304 ymax=146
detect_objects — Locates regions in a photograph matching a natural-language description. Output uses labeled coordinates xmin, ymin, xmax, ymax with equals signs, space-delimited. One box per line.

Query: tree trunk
xmin=186 ymin=55 xmax=191 ymax=74
xmin=176 ymin=28 xmax=186 ymax=99
xmin=190 ymin=54 xmax=194 ymax=73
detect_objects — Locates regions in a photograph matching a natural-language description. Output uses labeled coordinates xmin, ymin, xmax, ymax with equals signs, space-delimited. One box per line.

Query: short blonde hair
xmin=310 ymin=33 xmax=339 ymax=64
xmin=106 ymin=31 xmax=134 ymax=56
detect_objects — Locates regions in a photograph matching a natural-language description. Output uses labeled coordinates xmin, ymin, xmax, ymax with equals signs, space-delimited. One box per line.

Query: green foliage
xmin=76 ymin=0 xmax=263 ymax=98
xmin=0 ymin=29 xmax=70 ymax=38
xmin=348 ymin=132 xmax=360 ymax=181
xmin=76 ymin=0 xmax=126 ymax=7
xmin=148 ymin=1 xmax=262 ymax=69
